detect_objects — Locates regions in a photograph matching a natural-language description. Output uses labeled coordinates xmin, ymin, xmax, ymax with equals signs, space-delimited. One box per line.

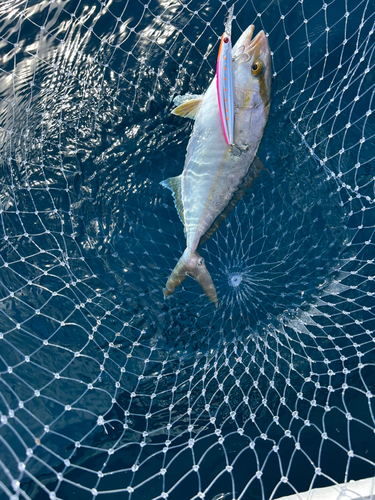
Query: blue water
xmin=0 ymin=0 xmax=374 ymax=499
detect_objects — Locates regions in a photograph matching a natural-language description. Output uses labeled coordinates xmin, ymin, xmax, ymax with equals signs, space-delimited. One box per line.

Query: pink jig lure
xmin=216 ymin=5 xmax=235 ymax=146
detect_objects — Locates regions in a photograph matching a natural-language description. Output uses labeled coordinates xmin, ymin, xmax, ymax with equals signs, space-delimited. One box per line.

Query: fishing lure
xmin=216 ymin=5 xmax=235 ymax=146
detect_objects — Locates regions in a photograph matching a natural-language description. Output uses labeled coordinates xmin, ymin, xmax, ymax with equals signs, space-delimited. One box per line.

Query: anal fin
xmin=160 ymin=175 xmax=185 ymax=226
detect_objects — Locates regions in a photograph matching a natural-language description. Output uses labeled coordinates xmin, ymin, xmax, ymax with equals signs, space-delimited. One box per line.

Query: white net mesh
xmin=0 ymin=0 xmax=374 ymax=499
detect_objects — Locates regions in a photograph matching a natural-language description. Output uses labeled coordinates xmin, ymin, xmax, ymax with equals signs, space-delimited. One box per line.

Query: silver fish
xmin=161 ymin=23 xmax=272 ymax=307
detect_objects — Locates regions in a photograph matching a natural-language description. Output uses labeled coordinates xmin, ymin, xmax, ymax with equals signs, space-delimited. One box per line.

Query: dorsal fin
xmin=160 ymin=175 xmax=185 ymax=226
xmin=199 ymin=156 xmax=264 ymax=246
xmin=171 ymin=94 xmax=203 ymax=119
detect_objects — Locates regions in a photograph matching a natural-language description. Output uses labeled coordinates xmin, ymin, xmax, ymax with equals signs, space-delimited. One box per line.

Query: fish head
xmin=232 ymin=25 xmax=272 ymax=135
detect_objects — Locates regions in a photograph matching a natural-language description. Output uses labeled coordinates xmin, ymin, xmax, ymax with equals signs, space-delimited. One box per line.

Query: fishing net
xmin=0 ymin=0 xmax=374 ymax=499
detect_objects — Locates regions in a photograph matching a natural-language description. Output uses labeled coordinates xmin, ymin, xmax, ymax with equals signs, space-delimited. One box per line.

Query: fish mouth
xmin=233 ymin=25 xmax=270 ymax=60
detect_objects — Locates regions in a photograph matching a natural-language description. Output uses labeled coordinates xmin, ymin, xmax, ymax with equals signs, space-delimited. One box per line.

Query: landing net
xmin=0 ymin=1 xmax=374 ymax=499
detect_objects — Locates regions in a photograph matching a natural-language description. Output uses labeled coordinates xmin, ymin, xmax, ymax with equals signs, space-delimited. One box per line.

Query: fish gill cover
xmin=0 ymin=0 xmax=374 ymax=499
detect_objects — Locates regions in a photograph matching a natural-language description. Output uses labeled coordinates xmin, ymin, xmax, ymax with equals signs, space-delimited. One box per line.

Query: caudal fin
xmin=164 ymin=249 xmax=218 ymax=307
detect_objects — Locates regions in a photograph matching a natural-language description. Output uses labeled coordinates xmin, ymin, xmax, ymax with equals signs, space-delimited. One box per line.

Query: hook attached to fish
xmin=216 ymin=5 xmax=235 ymax=146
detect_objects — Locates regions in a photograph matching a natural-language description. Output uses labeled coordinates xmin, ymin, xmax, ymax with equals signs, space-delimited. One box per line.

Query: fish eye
xmin=197 ymin=258 xmax=204 ymax=266
xmin=224 ymin=37 xmax=229 ymax=43
xmin=251 ymin=60 xmax=263 ymax=76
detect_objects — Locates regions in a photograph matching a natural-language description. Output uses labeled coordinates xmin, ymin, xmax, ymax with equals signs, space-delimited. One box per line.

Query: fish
xmin=161 ymin=17 xmax=272 ymax=307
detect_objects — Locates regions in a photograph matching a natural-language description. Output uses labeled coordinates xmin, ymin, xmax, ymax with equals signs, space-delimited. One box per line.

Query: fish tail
xmin=164 ymin=249 xmax=218 ymax=307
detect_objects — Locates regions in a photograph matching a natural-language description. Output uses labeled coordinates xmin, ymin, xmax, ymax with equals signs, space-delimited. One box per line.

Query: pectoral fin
xmin=171 ymin=94 xmax=203 ymax=119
